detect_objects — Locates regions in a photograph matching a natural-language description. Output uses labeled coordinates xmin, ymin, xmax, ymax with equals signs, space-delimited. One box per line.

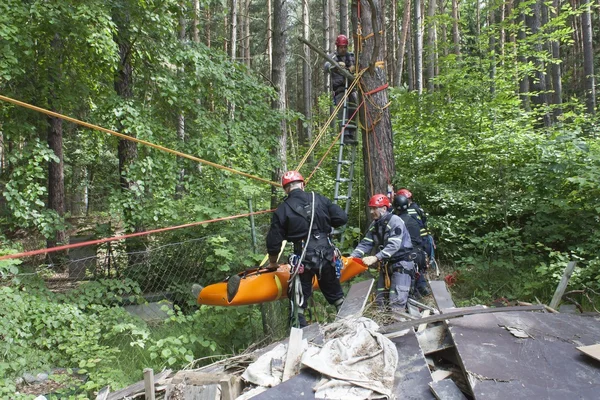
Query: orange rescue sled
xmin=197 ymin=256 xmax=367 ymax=306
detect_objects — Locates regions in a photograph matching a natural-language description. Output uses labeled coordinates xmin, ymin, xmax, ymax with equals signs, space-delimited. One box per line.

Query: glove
xmin=362 ymin=256 xmax=379 ymax=266
xmin=349 ymin=65 xmax=355 ymax=73
xmin=338 ymin=61 xmax=346 ymax=68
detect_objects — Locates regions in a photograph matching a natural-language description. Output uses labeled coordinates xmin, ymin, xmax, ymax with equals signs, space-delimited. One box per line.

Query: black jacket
xmin=266 ymin=189 xmax=347 ymax=256
xmin=399 ymin=213 xmax=431 ymax=255
xmin=325 ymin=52 xmax=356 ymax=94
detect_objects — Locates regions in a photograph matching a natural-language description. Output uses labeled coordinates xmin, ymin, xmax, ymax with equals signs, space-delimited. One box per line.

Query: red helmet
xmin=368 ymin=194 xmax=391 ymax=208
xmin=281 ymin=170 xmax=305 ymax=187
xmin=335 ymin=34 xmax=349 ymax=47
xmin=396 ymin=188 xmax=412 ymax=199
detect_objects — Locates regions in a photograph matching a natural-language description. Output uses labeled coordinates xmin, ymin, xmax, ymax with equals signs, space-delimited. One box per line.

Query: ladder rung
xmin=335 ymin=196 xmax=350 ymax=201
xmin=336 ymin=178 xmax=351 ymax=183
xmin=343 ymin=124 xmax=357 ymax=129
xmin=338 ymin=160 xmax=353 ymax=165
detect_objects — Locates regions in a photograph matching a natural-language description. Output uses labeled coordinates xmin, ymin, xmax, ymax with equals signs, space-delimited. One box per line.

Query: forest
xmin=1 ymin=0 xmax=599 ymax=397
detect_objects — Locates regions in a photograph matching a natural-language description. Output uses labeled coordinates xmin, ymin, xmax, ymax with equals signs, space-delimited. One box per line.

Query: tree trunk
xmin=340 ymin=0 xmax=349 ymax=35
xmin=302 ymin=0 xmax=312 ymax=146
xmin=323 ymin=0 xmax=330 ymax=92
xmin=351 ymin=0 xmax=396 ymax=200
xmin=407 ymin=22 xmax=414 ymax=90
xmin=451 ymin=0 xmax=460 ymax=55
xmin=426 ymin=0 xmax=436 ymax=92
xmin=46 ymin=33 xmax=67 ymax=256
xmin=550 ymin=0 xmax=563 ymax=117
xmin=414 ymin=0 xmax=423 ymax=93
xmin=438 ymin=0 xmax=447 ymax=57
xmin=528 ymin=0 xmax=551 ymax=126
xmin=390 ymin=0 xmax=398 ymax=87
xmin=244 ymin=0 xmax=251 ymax=67
xmin=489 ymin=9 xmax=496 ymax=94
xmin=271 ymin=0 xmax=288 ymax=209
xmin=192 ymin=0 xmax=200 ymax=43
xmin=267 ymin=0 xmax=273 ymax=73
xmin=517 ymin=4 xmax=530 ymax=111
xmin=397 ymin=0 xmax=412 ymax=86
xmin=230 ymin=0 xmax=237 ymax=61
xmin=176 ymin=3 xmax=187 ymax=197
xmin=582 ymin=1 xmax=596 ymax=114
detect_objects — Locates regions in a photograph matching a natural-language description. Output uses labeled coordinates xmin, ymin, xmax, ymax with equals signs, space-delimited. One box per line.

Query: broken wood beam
xmin=549 ymin=261 xmax=577 ymax=310
xmin=282 ymin=327 xmax=303 ymax=381
xmin=143 ymin=368 xmax=155 ymax=400
xmin=298 ymin=37 xmax=355 ymax=81
xmin=379 ymin=305 xmax=545 ymax=336
xmin=106 ymin=369 xmax=171 ymax=400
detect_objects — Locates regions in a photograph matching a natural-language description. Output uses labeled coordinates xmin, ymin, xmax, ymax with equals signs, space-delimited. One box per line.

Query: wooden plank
xmin=282 ymin=327 xmax=303 ymax=381
xmin=380 ymin=305 xmax=544 ymax=335
xmin=107 ymin=369 xmax=171 ymax=400
xmin=336 ymin=278 xmax=374 ymax=320
xmin=171 ymin=371 xmax=226 ymax=385
xmin=95 ymin=386 xmax=110 ymax=400
xmin=549 ymin=261 xmax=577 ymax=309
xmin=447 ymin=311 xmax=600 ymax=399
xmin=429 ymin=281 xmax=455 ymax=312
xmin=144 ymin=368 xmax=156 ymax=400
xmin=220 ymin=375 xmax=243 ymax=400
xmin=418 ymin=309 xmax=432 ymax=332
xmin=392 ymin=328 xmax=435 ymax=399
xmin=416 ymin=324 xmax=453 ymax=355
xmin=577 ymin=344 xmax=600 ymax=362
xmin=429 ymin=380 xmax=468 ymax=400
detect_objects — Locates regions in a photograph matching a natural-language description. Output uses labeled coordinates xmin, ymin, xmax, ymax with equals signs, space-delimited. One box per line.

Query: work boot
xmin=191 ymin=283 xmax=203 ymax=299
xmin=227 ymin=274 xmax=242 ymax=303
xmin=342 ymin=130 xmax=358 ymax=145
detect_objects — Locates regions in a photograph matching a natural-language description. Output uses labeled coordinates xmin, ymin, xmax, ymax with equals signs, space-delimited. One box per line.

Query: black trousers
xmin=288 ymin=239 xmax=344 ymax=309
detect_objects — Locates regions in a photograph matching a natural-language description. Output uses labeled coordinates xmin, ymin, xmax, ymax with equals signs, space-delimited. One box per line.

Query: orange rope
xmin=0 ymin=209 xmax=274 ymax=261
xmin=0 ymin=94 xmax=281 ymax=187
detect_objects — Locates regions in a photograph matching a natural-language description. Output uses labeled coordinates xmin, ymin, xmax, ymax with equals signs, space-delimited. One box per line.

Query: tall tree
xmin=528 ymin=0 xmax=551 ymax=126
xmin=302 ymin=0 xmax=312 ymax=145
xmin=582 ymin=1 xmax=595 ymax=114
xmin=230 ymin=0 xmax=238 ymax=60
xmin=46 ymin=33 xmax=67 ymax=253
xmin=351 ymin=0 xmax=396 ymax=198
xmin=426 ymin=0 xmax=436 ymax=91
xmin=271 ymin=0 xmax=288 ymax=207
xmin=414 ymin=0 xmax=424 ymax=93
xmin=550 ymin=0 xmax=563 ymax=117
xmin=340 ymin=0 xmax=349 ymax=35
xmin=452 ymin=0 xmax=460 ymax=55
xmin=397 ymin=0 xmax=412 ymax=86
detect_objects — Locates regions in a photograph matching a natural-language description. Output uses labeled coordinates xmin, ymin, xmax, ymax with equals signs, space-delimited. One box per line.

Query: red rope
xmin=0 ymin=209 xmax=274 ymax=261
xmin=364 ymin=83 xmax=389 ymax=96
xmin=360 ymin=82 xmax=391 ymax=187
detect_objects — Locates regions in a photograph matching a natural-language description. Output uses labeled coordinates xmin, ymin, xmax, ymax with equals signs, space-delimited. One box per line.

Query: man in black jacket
xmin=393 ymin=194 xmax=432 ymax=297
xmin=266 ymin=171 xmax=348 ymax=327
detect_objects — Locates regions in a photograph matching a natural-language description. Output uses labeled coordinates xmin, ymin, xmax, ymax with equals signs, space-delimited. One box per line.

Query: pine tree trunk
xmin=230 ymin=0 xmax=237 ymax=61
xmin=193 ymin=0 xmax=200 ymax=43
xmin=414 ymin=0 xmax=423 ymax=93
xmin=46 ymin=33 xmax=67 ymax=257
xmin=426 ymin=0 xmax=436 ymax=92
xmin=451 ymin=0 xmax=460 ymax=55
xmin=271 ymin=0 xmax=288 ymax=210
xmin=390 ymin=0 xmax=398 ymax=87
xmin=550 ymin=0 xmax=563 ymax=117
xmin=517 ymin=3 xmax=530 ymax=111
xmin=582 ymin=1 xmax=596 ymax=114
xmin=245 ymin=0 xmax=251 ymax=67
xmin=340 ymin=0 xmax=349 ymax=35
xmin=528 ymin=0 xmax=551 ymax=126
xmin=302 ymin=0 xmax=312 ymax=146
xmin=352 ymin=0 xmax=396 ymax=199
xmin=397 ymin=0 xmax=412 ymax=87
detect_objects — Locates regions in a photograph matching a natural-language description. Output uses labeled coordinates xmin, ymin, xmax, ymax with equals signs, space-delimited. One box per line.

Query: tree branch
xmin=297 ymin=37 xmax=355 ymax=81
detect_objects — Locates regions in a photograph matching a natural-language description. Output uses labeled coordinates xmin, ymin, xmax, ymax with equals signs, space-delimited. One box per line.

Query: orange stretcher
xmin=196 ymin=256 xmax=367 ymax=306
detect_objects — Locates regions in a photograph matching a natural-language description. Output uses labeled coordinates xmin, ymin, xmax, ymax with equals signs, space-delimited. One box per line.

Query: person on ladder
xmin=350 ymin=194 xmax=415 ymax=312
xmin=266 ymin=171 xmax=348 ymax=328
xmin=324 ymin=34 xmax=358 ymax=145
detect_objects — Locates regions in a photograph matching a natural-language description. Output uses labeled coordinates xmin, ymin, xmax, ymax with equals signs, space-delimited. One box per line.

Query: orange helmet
xmin=396 ymin=188 xmax=412 ymax=199
xmin=281 ymin=171 xmax=305 ymax=187
xmin=335 ymin=34 xmax=349 ymax=46
xmin=368 ymin=194 xmax=391 ymax=208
